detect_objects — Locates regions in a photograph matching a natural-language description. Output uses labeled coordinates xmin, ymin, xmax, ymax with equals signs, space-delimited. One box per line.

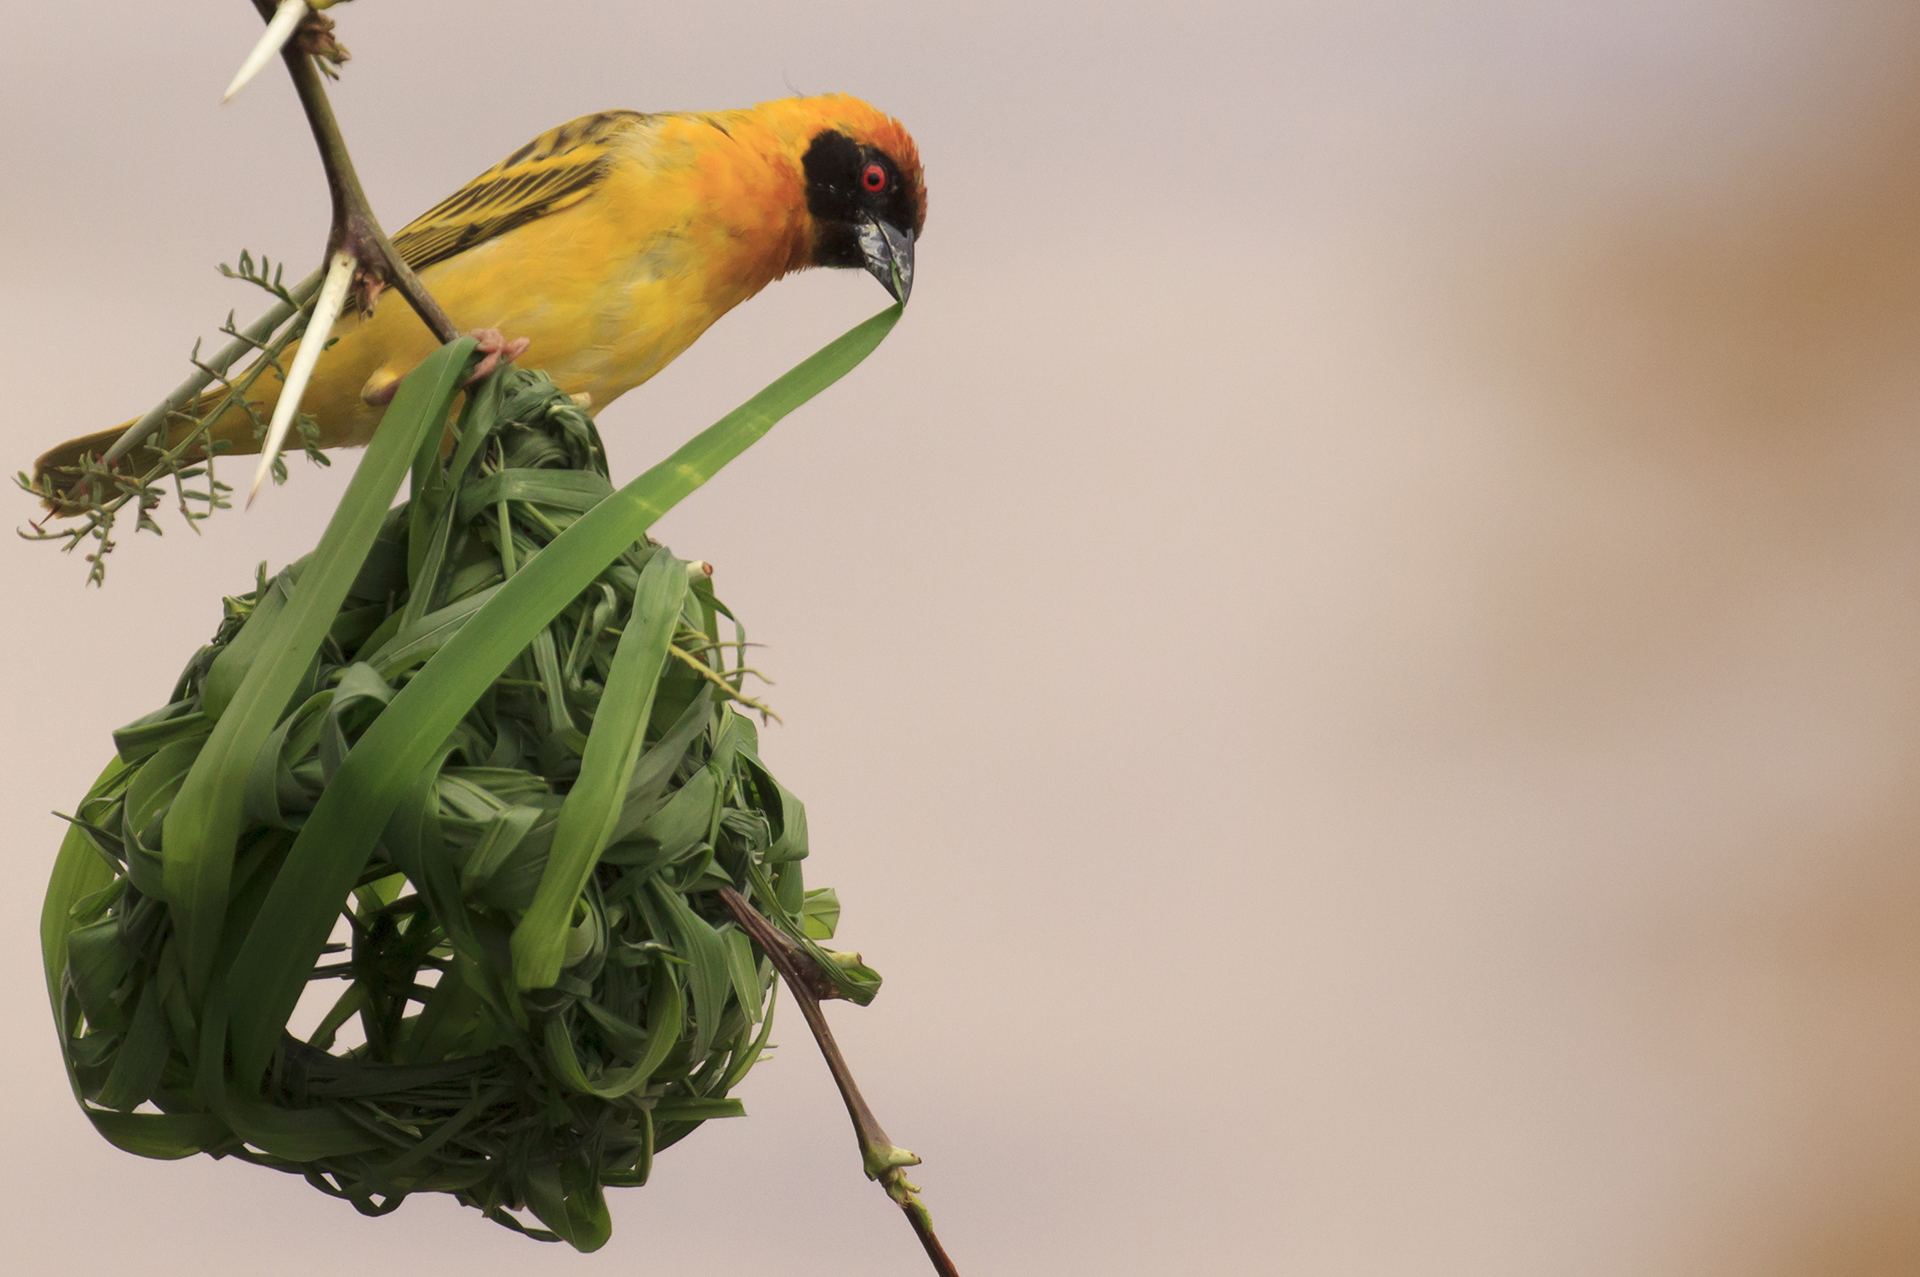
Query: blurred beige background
xmin=6 ymin=1 xmax=1920 ymax=1273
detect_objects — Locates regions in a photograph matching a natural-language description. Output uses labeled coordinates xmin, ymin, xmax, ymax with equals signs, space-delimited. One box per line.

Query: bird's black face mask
xmin=803 ymin=130 xmax=919 ymax=304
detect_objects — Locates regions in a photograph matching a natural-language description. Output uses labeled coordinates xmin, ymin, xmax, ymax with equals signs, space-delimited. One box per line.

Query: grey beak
xmin=858 ymin=217 xmax=915 ymax=304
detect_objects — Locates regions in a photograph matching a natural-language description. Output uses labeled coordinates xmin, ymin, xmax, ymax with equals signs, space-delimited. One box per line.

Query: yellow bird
xmin=33 ymin=94 xmax=925 ymax=499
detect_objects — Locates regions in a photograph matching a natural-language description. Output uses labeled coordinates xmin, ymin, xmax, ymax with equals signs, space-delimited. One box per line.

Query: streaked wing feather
xmin=392 ymin=110 xmax=648 ymax=273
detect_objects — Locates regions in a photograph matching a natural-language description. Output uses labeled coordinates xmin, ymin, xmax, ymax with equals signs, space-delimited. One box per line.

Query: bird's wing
xmin=391 ymin=110 xmax=650 ymax=273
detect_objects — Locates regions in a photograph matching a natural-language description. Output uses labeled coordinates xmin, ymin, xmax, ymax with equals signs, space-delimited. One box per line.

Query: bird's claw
xmin=464 ymin=329 xmax=531 ymax=385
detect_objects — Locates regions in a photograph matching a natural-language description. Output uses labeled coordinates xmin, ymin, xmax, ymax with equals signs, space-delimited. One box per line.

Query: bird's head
xmin=772 ymin=96 xmax=926 ymax=304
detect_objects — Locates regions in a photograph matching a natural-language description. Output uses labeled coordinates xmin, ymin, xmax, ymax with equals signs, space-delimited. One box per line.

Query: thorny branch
xmin=247 ymin=0 xmax=456 ymax=338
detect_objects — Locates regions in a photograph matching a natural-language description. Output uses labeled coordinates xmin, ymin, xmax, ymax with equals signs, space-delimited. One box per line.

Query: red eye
xmin=861 ymin=163 xmax=887 ymax=192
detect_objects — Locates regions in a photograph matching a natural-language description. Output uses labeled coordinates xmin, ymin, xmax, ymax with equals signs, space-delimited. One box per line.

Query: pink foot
xmin=465 ymin=328 xmax=531 ymax=384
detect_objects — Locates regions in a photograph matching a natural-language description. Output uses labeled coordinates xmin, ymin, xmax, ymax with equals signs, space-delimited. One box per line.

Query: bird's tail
xmin=31 ymin=387 xmax=280 ymax=515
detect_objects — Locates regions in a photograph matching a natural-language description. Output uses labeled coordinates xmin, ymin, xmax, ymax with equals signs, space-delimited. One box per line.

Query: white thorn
xmin=223 ymin=0 xmax=309 ymax=104
xmin=249 ymin=249 xmax=354 ymax=508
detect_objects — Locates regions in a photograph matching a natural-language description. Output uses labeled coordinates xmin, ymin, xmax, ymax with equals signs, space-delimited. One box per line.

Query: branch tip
xmin=715 ymin=886 xmax=960 ymax=1276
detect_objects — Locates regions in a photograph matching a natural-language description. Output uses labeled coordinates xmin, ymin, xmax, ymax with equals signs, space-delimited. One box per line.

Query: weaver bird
xmin=33 ymin=94 xmax=924 ymax=503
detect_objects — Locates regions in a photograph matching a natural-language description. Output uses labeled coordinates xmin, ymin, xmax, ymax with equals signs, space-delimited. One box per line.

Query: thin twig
xmin=717 ymin=886 xmax=960 ymax=1277
xmin=22 ymin=296 xmax=319 ymax=577
xmin=99 ymin=268 xmax=324 ymax=475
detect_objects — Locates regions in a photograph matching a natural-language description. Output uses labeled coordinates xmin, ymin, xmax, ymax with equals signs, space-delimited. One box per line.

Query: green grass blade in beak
xmin=859 ymin=218 xmax=914 ymax=304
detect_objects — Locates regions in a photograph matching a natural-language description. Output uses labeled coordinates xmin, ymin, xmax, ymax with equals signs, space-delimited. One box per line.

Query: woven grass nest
xmin=39 ymin=339 xmax=889 ymax=1251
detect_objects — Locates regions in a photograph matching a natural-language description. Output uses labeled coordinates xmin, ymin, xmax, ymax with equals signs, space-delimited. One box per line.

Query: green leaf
xmin=362 ymin=583 xmax=503 ymax=679
xmin=455 ymin=469 xmax=612 ymax=523
xmin=85 ymin=1110 xmax=229 ymax=1161
xmin=458 ymin=804 xmax=544 ymax=893
xmin=607 ymin=768 xmax=717 ymax=866
xmin=163 ymin=339 xmax=476 ymax=1004
xmin=66 ymin=915 xmax=133 ymax=1034
xmin=43 ymin=761 xmax=127 ymax=1024
xmin=43 ymin=761 xmax=233 ymax=1160
xmin=121 ymin=735 xmax=206 ymax=900
xmin=219 ymin=1089 xmax=391 ymax=1160
xmin=513 ymin=551 xmax=687 ymax=989
xmin=651 ymin=1096 xmax=747 ymax=1121
xmin=92 ymin=978 xmax=172 ymax=1112
xmin=224 ymin=307 xmax=900 ymax=1087
xmin=650 ymin=881 xmax=732 ymax=1063
xmin=112 ymin=703 xmax=210 ymax=764
xmin=801 ymin=886 xmax=841 ymax=940
xmin=543 ymin=965 xmax=683 ymax=1100
xmin=722 ymin=925 xmax=765 ymax=1024
xmin=199 ymin=570 xmax=293 ymax=721
xmin=522 ymin=1158 xmax=613 ymax=1253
